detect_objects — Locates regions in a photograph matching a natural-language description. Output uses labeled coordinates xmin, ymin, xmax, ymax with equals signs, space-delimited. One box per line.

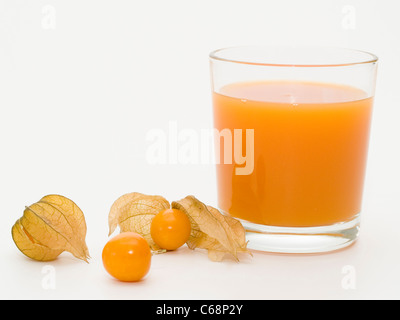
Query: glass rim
xmin=209 ymin=45 xmax=378 ymax=68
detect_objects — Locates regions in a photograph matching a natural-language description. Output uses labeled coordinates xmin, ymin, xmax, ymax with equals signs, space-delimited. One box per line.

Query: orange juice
xmin=213 ymin=81 xmax=373 ymax=227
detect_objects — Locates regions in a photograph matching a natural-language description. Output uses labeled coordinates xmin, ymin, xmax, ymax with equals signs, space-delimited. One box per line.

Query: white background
xmin=1 ymin=0 xmax=399 ymax=300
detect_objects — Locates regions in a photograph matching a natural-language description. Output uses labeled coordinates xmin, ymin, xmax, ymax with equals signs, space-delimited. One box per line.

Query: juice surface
xmin=213 ymin=81 xmax=373 ymax=227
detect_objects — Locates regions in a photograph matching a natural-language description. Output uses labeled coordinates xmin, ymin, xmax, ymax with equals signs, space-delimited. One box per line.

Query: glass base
xmin=235 ymin=215 xmax=360 ymax=254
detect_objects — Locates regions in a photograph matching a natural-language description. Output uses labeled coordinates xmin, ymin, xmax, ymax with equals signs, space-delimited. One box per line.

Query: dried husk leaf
xmin=108 ymin=192 xmax=170 ymax=250
xmin=12 ymin=219 xmax=64 ymax=262
xmin=172 ymin=195 xmax=250 ymax=262
xmin=11 ymin=195 xmax=90 ymax=262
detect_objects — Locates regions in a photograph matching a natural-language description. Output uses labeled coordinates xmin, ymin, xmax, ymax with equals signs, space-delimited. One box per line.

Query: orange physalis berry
xmin=150 ymin=209 xmax=191 ymax=251
xmin=102 ymin=232 xmax=151 ymax=282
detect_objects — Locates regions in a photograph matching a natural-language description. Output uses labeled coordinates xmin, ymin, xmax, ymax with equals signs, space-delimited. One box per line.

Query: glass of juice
xmin=210 ymin=46 xmax=378 ymax=253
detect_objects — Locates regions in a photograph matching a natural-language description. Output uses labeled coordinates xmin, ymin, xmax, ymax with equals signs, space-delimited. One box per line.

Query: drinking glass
xmin=210 ymin=46 xmax=378 ymax=253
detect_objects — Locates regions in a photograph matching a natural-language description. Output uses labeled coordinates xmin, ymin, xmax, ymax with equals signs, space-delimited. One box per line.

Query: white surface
xmin=1 ymin=0 xmax=399 ymax=300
